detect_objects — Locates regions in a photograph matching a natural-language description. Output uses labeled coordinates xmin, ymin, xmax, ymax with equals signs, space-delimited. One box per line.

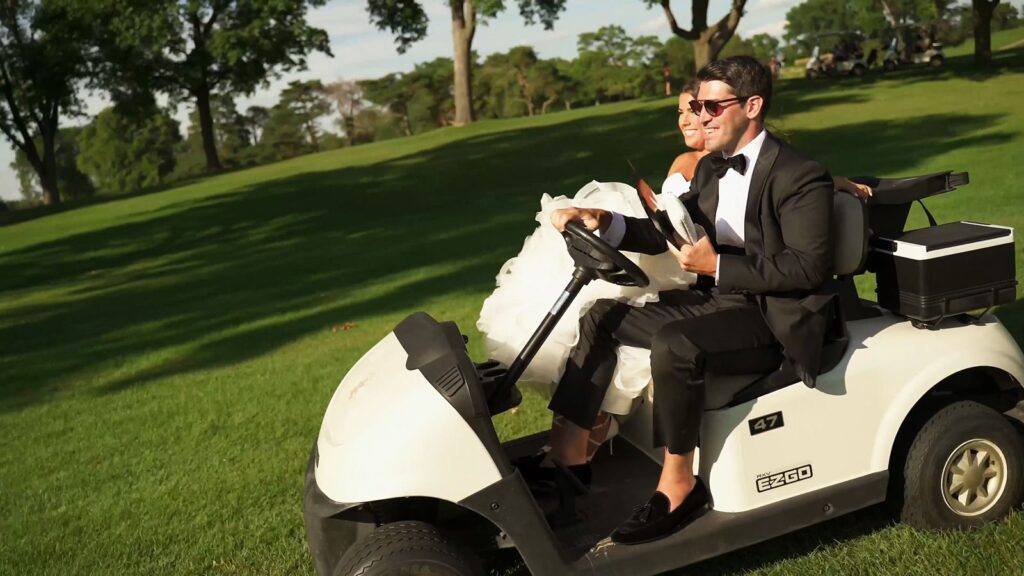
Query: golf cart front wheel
xmin=333 ymin=520 xmax=482 ymax=576
xmin=899 ymin=401 xmax=1024 ymax=530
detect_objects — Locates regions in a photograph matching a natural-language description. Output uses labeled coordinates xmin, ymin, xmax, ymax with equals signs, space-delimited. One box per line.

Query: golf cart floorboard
xmin=503 ymin=432 xmax=663 ymax=556
xmin=502 ymin=433 xmax=890 ymax=575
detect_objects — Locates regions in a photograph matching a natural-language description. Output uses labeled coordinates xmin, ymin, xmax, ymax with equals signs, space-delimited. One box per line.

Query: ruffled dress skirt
xmin=477 ymin=179 xmax=698 ymax=415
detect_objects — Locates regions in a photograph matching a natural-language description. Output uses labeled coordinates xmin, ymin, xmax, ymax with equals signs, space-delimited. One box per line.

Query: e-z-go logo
xmin=755 ymin=464 xmax=813 ymax=493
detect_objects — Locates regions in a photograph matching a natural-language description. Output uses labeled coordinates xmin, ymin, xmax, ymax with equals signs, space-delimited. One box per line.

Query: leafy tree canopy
xmin=76 ymin=104 xmax=181 ymax=194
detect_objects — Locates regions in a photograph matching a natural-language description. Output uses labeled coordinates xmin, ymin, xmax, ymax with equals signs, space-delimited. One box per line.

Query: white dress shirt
xmin=714 ymin=129 xmax=766 ymax=282
xmin=601 ymin=130 xmax=767 ymax=284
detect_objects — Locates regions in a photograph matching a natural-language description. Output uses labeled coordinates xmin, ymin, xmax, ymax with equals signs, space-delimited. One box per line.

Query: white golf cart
xmin=304 ymin=171 xmax=1024 ymax=576
xmin=884 ymin=25 xmax=945 ymax=70
xmin=805 ymin=32 xmax=869 ymax=78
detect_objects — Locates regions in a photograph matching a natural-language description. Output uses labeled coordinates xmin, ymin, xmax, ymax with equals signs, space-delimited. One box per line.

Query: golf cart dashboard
xmin=392 ymin=312 xmax=514 ymax=475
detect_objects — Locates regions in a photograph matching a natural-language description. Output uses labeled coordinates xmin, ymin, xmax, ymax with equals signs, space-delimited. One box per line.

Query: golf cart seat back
xmin=701 ymin=192 xmax=868 ymax=410
xmin=702 ymin=171 xmax=973 ymax=409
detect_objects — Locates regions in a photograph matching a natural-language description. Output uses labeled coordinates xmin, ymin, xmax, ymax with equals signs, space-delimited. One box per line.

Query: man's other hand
xmin=550 ymin=207 xmax=610 ymax=233
xmin=668 ymin=236 xmax=718 ymax=276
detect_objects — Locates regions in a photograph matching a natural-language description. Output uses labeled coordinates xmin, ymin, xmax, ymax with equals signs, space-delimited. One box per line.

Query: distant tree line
xmin=3 ymin=0 xmax=1015 ymax=207
xmin=9 ymin=21 xmax=778 ymax=204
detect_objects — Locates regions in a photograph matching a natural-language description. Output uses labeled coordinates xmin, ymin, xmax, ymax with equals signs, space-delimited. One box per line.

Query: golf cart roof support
xmin=500 ymin=267 xmax=596 ymax=391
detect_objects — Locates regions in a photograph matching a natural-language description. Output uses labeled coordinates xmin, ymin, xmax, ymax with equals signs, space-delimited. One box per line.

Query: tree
xmin=367 ymin=0 xmax=567 ymax=126
xmin=405 ymin=58 xmax=456 ymax=130
xmin=325 ymin=81 xmax=364 ymax=146
xmin=573 ymin=26 xmax=663 ymax=103
xmin=360 ymin=74 xmax=415 ymax=136
xmin=784 ymin=0 xmax=865 ymax=48
xmin=644 ymin=0 xmax=748 ymax=70
xmin=973 ymin=0 xmax=1000 ymax=64
xmin=508 ymin=46 xmax=539 ymax=116
xmin=0 ymin=1 xmax=93 ymax=205
xmin=76 ymin=105 xmax=180 ymax=194
xmin=12 ymin=127 xmax=95 ymax=202
xmin=245 ymin=106 xmax=271 ymax=146
xmin=259 ymin=104 xmax=308 ymax=161
xmin=749 ymin=33 xmax=781 ymax=62
xmin=279 ymin=80 xmax=331 ymax=151
xmin=97 ymin=0 xmax=330 ymax=172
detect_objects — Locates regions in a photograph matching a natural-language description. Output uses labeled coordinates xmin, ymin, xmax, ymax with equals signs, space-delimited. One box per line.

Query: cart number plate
xmin=748 ymin=411 xmax=784 ymax=436
xmin=756 ymin=464 xmax=813 ymax=493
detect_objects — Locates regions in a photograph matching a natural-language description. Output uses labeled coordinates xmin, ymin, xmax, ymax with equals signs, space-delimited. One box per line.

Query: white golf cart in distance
xmin=805 ymin=31 xmax=869 ymax=78
xmin=884 ymin=25 xmax=945 ymax=70
xmin=304 ymin=171 xmax=1024 ymax=576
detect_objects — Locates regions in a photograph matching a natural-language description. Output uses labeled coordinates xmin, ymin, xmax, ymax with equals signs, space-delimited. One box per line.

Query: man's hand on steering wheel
xmin=550 ymin=207 xmax=612 ymax=233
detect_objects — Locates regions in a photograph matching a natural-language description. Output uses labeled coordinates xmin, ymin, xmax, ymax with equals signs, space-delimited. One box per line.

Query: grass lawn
xmin=2 ymin=49 xmax=1024 ymax=576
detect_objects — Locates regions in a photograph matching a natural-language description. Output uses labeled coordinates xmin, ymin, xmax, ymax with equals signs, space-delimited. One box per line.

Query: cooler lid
xmin=874 ymin=221 xmax=1013 ymax=260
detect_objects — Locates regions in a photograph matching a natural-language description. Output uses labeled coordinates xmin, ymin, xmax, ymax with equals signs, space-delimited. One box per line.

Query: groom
xmin=543 ymin=56 xmax=836 ymax=544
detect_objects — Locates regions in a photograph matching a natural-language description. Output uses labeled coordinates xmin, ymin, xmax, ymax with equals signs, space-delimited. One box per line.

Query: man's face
xmin=697 ymin=80 xmax=751 ymax=154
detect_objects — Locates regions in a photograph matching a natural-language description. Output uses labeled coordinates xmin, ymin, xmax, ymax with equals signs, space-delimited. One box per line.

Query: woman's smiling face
xmin=678 ymin=92 xmax=705 ymax=151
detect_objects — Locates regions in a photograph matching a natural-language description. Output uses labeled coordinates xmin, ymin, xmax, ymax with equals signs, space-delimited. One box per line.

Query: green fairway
xmin=2 ymin=50 xmax=1024 ymax=575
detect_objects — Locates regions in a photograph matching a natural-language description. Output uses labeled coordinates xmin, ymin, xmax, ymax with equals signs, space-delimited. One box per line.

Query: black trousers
xmin=548 ymin=288 xmax=783 ymax=454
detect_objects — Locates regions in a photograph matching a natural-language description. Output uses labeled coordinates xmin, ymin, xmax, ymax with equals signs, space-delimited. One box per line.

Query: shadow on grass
xmin=0 ymin=105 xmax=681 ymax=412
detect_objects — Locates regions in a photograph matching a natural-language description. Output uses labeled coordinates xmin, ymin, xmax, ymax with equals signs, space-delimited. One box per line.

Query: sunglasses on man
xmin=688 ymin=95 xmax=753 ymax=118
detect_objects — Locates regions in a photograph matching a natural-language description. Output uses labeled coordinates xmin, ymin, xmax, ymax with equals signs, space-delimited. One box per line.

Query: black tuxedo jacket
xmin=620 ymin=132 xmax=836 ymax=386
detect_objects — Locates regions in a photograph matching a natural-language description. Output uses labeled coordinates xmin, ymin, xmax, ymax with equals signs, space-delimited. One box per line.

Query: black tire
xmin=883 ymin=60 xmax=896 ymax=71
xmin=898 ymin=401 xmax=1024 ymax=530
xmin=930 ymin=56 xmax=944 ymax=67
xmin=334 ymin=520 xmax=483 ymax=576
xmin=852 ymin=64 xmax=866 ymax=77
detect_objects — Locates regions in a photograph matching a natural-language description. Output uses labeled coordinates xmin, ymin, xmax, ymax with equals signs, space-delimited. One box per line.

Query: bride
xmin=477 ymin=79 xmax=710 ymax=455
xmin=477 ymin=80 xmax=872 ymax=458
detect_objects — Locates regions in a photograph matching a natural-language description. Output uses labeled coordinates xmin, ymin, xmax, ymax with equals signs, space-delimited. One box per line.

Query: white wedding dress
xmin=476 ymin=174 xmax=699 ymax=415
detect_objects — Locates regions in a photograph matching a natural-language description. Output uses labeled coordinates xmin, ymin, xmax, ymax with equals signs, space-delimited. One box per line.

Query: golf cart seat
xmin=700 ymin=192 xmax=868 ymax=409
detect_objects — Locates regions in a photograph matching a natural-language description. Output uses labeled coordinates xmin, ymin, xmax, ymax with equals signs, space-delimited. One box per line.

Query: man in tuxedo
xmin=540 ymin=56 xmax=836 ymax=544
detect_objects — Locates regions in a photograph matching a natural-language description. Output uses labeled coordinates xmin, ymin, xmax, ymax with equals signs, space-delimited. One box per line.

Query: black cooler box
xmin=871 ymin=221 xmax=1017 ymax=323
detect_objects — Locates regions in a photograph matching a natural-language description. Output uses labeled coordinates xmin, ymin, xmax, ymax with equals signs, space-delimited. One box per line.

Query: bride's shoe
xmin=586 ymin=412 xmax=619 ymax=461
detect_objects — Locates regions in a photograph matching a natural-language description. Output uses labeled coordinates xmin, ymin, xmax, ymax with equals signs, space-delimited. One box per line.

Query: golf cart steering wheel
xmin=563 ymin=220 xmax=650 ymax=288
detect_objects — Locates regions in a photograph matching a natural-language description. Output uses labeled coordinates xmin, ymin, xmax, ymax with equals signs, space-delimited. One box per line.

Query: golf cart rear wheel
xmin=899 ymin=401 xmax=1024 ymax=530
xmin=334 ymin=520 xmax=482 ymax=576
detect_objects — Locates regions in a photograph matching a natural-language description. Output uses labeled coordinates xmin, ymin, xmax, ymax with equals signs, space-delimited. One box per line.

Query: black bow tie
xmin=709 ymin=154 xmax=747 ymax=178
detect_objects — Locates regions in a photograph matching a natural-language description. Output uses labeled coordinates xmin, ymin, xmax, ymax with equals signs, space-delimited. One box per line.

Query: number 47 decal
xmin=748 ymin=411 xmax=785 ymax=436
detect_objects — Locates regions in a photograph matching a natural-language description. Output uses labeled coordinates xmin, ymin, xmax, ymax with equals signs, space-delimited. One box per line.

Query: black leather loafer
xmin=610 ymin=478 xmax=708 ymax=545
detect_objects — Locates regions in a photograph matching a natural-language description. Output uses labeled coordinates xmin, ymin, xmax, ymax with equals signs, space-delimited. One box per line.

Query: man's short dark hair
xmin=697 ymin=56 xmax=773 ymax=119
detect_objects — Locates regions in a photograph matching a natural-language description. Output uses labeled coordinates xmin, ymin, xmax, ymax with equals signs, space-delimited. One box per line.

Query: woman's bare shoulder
xmin=667 ymin=151 xmax=702 ymax=180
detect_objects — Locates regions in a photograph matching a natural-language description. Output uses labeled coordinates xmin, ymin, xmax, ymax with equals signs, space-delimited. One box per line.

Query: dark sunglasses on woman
xmin=688 ymin=95 xmax=752 ymax=117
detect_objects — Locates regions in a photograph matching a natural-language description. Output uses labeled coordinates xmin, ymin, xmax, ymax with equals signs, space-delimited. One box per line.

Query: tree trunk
xmin=450 ymin=0 xmax=475 ymax=126
xmin=194 ymin=85 xmax=223 ymax=172
xmin=659 ymin=0 xmax=746 ymax=73
xmin=879 ymin=0 xmax=901 ymax=27
xmin=35 ymin=122 xmax=59 ymax=203
xmin=306 ymin=121 xmax=320 ymax=151
xmin=693 ymin=35 xmax=714 ymax=70
xmin=515 ymin=71 xmax=534 ymax=116
xmin=973 ymin=0 xmax=997 ymax=65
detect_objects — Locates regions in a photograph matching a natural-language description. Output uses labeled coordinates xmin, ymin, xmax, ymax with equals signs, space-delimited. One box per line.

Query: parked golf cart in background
xmin=884 ymin=24 xmax=945 ymax=70
xmin=805 ymin=31 xmax=869 ymax=78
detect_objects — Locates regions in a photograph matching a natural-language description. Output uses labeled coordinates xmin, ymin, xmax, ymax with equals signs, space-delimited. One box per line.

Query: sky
xmin=0 ymin=0 xmax=805 ymax=201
